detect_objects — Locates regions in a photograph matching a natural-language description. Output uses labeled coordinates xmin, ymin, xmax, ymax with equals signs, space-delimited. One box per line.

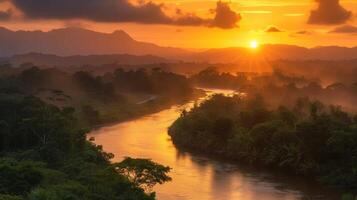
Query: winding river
xmin=89 ymin=88 xmax=341 ymax=200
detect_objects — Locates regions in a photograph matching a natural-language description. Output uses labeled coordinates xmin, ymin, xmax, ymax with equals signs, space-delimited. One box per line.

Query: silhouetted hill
xmin=309 ymin=46 xmax=357 ymax=60
xmin=4 ymin=53 xmax=172 ymax=67
xmin=187 ymin=44 xmax=357 ymax=63
xmin=0 ymin=27 xmax=189 ymax=57
xmin=2 ymin=27 xmax=357 ymax=63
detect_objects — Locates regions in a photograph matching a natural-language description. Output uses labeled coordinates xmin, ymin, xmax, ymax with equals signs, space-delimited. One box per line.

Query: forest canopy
xmin=0 ymin=95 xmax=171 ymax=200
xmin=169 ymin=94 xmax=357 ymax=188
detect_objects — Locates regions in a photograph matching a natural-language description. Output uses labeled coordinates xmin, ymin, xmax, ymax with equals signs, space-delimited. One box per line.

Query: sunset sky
xmin=1 ymin=0 xmax=357 ymax=49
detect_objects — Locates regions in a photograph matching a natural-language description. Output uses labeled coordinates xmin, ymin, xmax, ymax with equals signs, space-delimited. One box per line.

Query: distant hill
xmin=2 ymin=26 xmax=357 ymax=63
xmin=3 ymin=53 xmax=172 ymax=67
xmin=186 ymin=44 xmax=357 ymax=63
xmin=0 ymin=27 xmax=189 ymax=57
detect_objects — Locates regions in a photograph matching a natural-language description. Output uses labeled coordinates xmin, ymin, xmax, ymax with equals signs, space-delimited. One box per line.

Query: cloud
xmin=289 ymin=30 xmax=314 ymax=37
xmin=0 ymin=9 xmax=12 ymax=20
xmin=308 ymin=0 xmax=352 ymax=25
xmin=295 ymin=30 xmax=311 ymax=35
xmin=209 ymin=1 xmax=241 ymax=29
xmin=10 ymin=0 xmax=241 ymax=29
xmin=329 ymin=25 xmax=357 ymax=33
xmin=63 ymin=21 xmax=88 ymax=29
xmin=11 ymin=0 xmax=173 ymax=23
xmin=265 ymin=26 xmax=283 ymax=33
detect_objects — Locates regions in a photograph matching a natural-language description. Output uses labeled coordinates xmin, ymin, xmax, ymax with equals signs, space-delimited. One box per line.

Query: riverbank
xmin=89 ymin=89 xmax=345 ymax=200
xmin=168 ymin=141 xmax=354 ymax=200
xmin=0 ymin=95 xmax=163 ymax=200
xmin=168 ymin=94 xmax=357 ymax=198
xmin=88 ymin=88 xmax=206 ymax=129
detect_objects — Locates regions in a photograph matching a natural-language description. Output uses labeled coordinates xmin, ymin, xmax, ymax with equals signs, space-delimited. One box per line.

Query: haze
xmin=1 ymin=0 xmax=357 ymax=48
xmin=1 ymin=1 xmax=357 ymax=200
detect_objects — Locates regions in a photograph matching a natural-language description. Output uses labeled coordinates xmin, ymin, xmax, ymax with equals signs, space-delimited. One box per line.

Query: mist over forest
xmin=2 ymin=10 xmax=357 ymax=199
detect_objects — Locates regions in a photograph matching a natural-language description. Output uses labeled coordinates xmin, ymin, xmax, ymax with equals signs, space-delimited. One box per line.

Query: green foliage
xmin=114 ymin=157 xmax=172 ymax=191
xmin=113 ymin=68 xmax=193 ymax=97
xmin=81 ymin=105 xmax=101 ymax=125
xmin=0 ymin=96 xmax=86 ymax=165
xmin=341 ymin=193 xmax=356 ymax=200
xmin=0 ymin=66 xmax=197 ymax=126
xmin=73 ymin=71 xmax=118 ymax=102
xmin=190 ymin=67 xmax=247 ymax=89
xmin=169 ymin=94 xmax=357 ymax=188
xmin=0 ymin=159 xmax=43 ymax=195
xmin=28 ymin=182 xmax=87 ymax=200
xmin=0 ymin=194 xmax=23 ymax=200
xmin=0 ymin=96 xmax=169 ymax=200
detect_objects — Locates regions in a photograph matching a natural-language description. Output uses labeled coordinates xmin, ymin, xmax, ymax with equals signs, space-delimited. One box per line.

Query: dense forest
xmin=2 ymin=61 xmax=357 ymax=199
xmin=191 ymin=67 xmax=357 ymax=111
xmin=3 ymin=5 xmax=357 ymax=199
xmin=0 ymin=65 xmax=201 ymax=126
xmin=0 ymin=64 xmax=200 ymax=199
xmin=169 ymin=94 xmax=357 ymax=192
xmin=0 ymin=94 xmax=171 ymax=200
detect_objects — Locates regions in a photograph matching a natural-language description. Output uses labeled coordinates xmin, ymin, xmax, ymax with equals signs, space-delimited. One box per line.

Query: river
xmin=89 ymin=88 xmax=341 ymax=200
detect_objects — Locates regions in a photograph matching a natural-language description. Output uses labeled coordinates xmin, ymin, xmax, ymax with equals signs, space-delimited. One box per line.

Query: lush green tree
xmin=0 ymin=159 xmax=43 ymax=195
xmin=73 ymin=71 xmax=117 ymax=102
xmin=81 ymin=105 xmax=101 ymax=125
xmin=28 ymin=182 xmax=87 ymax=200
xmin=0 ymin=194 xmax=23 ymax=200
xmin=212 ymin=117 xmax=234 ymax=142
xmin=0 ymin=95 xmax=169 ymax=199
xmin=169 ymin=94 xmax=357 ymax=189
xmin=114 ymin=157 xmax=172 ymax=192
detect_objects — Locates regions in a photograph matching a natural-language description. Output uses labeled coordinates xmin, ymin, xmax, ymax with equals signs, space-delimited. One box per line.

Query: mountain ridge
xmin=2 ymin=27 xmax=357 ymax=63
xmin=1 ymin=52 xmax=172 ymax=67
xmin=0 ymin=26 xmax=190 ymax=58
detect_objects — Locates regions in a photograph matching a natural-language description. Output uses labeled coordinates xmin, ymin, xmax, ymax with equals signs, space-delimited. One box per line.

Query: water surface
xmin=89 ymin=88 xmax=340 ymax=200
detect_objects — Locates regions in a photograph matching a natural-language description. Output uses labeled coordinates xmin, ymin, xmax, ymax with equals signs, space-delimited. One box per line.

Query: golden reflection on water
xmin=89 ymin=88 xmax=339 ymax=200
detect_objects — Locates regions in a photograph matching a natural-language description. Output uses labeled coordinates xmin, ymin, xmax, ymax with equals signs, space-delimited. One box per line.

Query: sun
xmin=249 ymin=40 xmax=259 ymax=49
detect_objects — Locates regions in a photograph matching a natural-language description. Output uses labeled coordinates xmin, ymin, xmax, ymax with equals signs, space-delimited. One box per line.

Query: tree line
xmin=0 ymin=66 xmax=198 ymax=126
xmin=191 ymin=67 xmax=357 ymax=111
xmin=169 ymin=94 xmax=357 ymax=191
xmin=0 ymin=95 xmax=171 ymax=200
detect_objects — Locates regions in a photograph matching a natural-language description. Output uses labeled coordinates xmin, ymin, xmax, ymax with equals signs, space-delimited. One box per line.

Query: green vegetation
xmin=169 ymin=94 xmax=357 ymax=188
xmin=191 ymin=68 xmax=357 ymax=111
xmin=191 ymin=67 xmax=248 ymax=90
xmin=0 ymin=95 xmax=171 ymax=200
xmin=0 ymin=66 xmax=201 ymax=127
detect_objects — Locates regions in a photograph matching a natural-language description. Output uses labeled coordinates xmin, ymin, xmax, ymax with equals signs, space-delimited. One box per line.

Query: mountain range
xmin=187 ymin=45 xmax=357 ymax=63
xmin=0 ymin=27 xmax=188 ymax=58
xmin=1 ymin=53 xmax=170 ymax=67
xmin=1 ymin=27 xmax=357 ymax=65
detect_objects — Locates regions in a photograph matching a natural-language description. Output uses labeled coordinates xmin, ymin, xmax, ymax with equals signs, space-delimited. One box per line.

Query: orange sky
xmin=1 ymin=0 xmax=357 ymax=49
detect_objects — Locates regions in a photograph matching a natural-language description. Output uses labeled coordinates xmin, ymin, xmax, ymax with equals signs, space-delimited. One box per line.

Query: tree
xmin=113 ymin=158 xmax=172 ymax=192
xmin=0 ymin=159 xmax=43 ymax=196
xmin=81 ymin=105 xmax=101 ymax=125
xmin=213 ymin=117 xmax=234 ymax=142
xmin=0 ymin=194 xmax=23 ymax=200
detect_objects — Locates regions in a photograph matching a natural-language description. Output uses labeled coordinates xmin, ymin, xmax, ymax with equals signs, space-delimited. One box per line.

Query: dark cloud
xmin=289 ymin=30 xmax=313 ymax=37
xmin=295 ymin=30 xmax=310 ymax=35
xmin=329 ymin=25 xmax=357 ymax=33
xmin=10 ymin=0 xmax=241 ymax=29
xmin=11 ymin=0 xmax=172 ymax=23
xmin=308 ymin=0 xmax=352 ymax=25
xmin=265 ymin=26 xmax=283 ymax=33
xmin=209 ymin=1 xmax=241 ymax=29
xmin=0 ymin=9 xmax=12 ymax=20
